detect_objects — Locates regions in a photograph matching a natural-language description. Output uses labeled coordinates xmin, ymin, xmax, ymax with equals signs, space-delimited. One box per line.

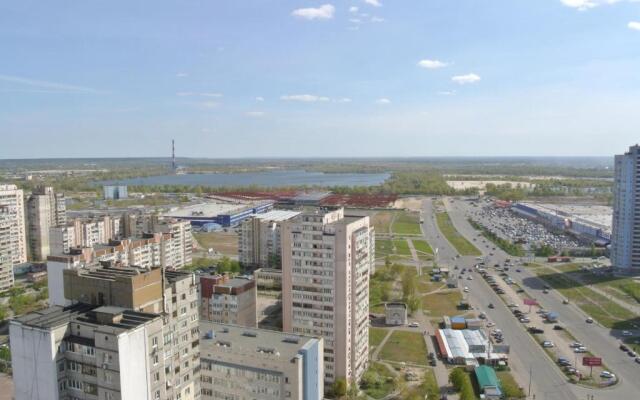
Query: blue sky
xmin=1 ymin=0 xmax=640 ymax=158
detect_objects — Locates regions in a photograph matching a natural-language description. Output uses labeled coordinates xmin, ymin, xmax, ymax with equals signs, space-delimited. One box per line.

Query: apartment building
xmin=612 ymin=144 xmax=640 ymax=271
xmin=26 ymin=186 xmax=66 ymax=260
xmin=199 ymin=322 xmax=324 ymax=400
xmin=281 ymin=207 xmax=372 ymax=385
xmin=58 ymin=265 xmax=200 ymax=400
xmin=10 ymin=304 xmax=166 ymax=400
xmin=238 ymin=210 xmax=300 ymax=269
xmin=0 ymin=206 xmax=15 ymax=290
xmin=50 ymin=215 xmax=122 ymax=255
xmin=47 ymin=233 xmax=188 ymax=307
xmin=0 ymin=184 xmax=27 ymax=264
xmin=200 ymin=274 xmax=257 ymax=327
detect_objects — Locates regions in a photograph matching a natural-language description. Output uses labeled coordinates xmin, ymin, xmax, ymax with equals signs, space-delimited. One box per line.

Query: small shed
xmin=451 ymin=316 xmax=466 ymax=330
xmin=385 ymin=302 xmax=408 ymax=326
xmin=474 ymin=365 xmax=502 ymax=400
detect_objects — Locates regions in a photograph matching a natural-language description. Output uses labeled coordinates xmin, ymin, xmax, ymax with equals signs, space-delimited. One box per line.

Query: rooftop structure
xmin=199 ymin=321 xmax=324 ymax=400
xmin=435 ymin=328 xmax=509 ymax=366
xmin=200 ymin=274 xmax=257 ymax=327
xmin=474 ymin=365 xmax=503 ymax=399
xmin=164 ymin=201 xmax=273 ymax=227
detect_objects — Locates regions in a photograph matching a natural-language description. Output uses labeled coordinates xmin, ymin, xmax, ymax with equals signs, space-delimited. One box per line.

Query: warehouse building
xmin=435 ymin=328 xmax=509 ymax=366
xmin=164 ymin=201 xmax=273 ymax=227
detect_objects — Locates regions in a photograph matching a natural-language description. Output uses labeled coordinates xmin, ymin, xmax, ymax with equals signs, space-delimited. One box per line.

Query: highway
xmin=433 ymin=197 xmax=640 ymax=400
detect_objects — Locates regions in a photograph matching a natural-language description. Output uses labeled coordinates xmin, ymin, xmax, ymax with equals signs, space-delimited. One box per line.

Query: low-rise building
xmin=384 ymin=302 xmax=407 ymax=326
xmin=254 ymin=268 xmax=283 ymax=289
xmin=199 ymin=321 xmax=324 ymax=400
xmin=200 ymin=274 xmax=257 ymax=327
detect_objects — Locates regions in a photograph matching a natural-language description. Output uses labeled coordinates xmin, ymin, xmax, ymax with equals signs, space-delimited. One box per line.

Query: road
xmin=439 ymin=197 xmax=640 ymax=400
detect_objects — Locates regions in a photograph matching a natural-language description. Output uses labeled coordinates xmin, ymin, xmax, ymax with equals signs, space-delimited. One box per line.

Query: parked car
xmin=620 ymin=344 xmax=629 ymax=352
xmin=528 ymin=327 xmax=544 ymax=334
xmin=586 ymin=317 xmax=594 ymax=324
xmin=622 ymin=330 xmax=633 ymax=337
xmin=463 ymin=286 xmax=469 ymax=292
xmin=635 ymin=357 xmax=640 ymax=364
xmin=562 ymin=299 xmax=569 ymax=304
xmin=600 ymin=371 xmax=615 ymax=379
xmin=542 ymin=341 xmax=555 ymax=348
xmin=574 ymin=347 xmax=588 ymax=353
xmin=488 ymin=303 xmax=495 ymax=309
xmin=409 ymin=322 xmax=419 ymax=328
xmin=570 ymin=342 xmax=583 ymax=348
xmin=553 ymin=325 xmax=564 ymax=330
xmin=628 ymin=351 xmax=638 ymax=357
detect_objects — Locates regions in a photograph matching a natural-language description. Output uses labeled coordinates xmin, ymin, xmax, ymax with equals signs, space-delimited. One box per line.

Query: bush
xmin=449 ymin=368 xmax=476 ymax=400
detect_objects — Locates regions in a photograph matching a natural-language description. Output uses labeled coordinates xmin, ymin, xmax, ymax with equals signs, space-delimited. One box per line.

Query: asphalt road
xmin=438 ymin=197 xmax=640 ymax=400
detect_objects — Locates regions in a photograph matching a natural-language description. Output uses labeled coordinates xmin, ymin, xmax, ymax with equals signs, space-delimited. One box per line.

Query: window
xmin=153 ymin=371 xmax=160 ymax=382
xmin=152 ymin=336 xmax=158 ymax=347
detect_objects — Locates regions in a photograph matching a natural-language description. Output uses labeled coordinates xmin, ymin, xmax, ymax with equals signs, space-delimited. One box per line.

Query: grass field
xmin=535 ymin=267 xmax=639 ymax=329
xmin=401 ymin=369 xmax=440 ymax=400
xmin=422 ymin=290 xmax=463 ymax=319
xmin=393 ymin=239 xmax=412 ymax=256
xmin=193 ymin=232 xmax=238 ymax=256
xmin=562 ymin=268 xmax=640 ymax=306
xmin=379 ymin=331 xmax=428 ymax=365
xmin=496 ymin=371 xmax=526 ymax=399
xmin=392 ymin=211 xmax=422 ymax=235
xmin=435 ymin=212 xmax=481 ymax=256
xmin=372 ymin=210 xmax=395 ymax=234
xmin=362 ymin=362 xmax=398 ymax=399
xmin=375 ymin=239 xmax=394 ymax=257
xmin=369 ymin=327 xmax=389 ymax=349
xmin=412 ymin=239 xmax=433 ymax=255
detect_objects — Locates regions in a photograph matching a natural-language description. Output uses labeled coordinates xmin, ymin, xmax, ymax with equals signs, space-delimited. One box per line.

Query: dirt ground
xmin=192 ymin=232 xmax=238 ymax=257
xmin=394 ymin=197 xmax=424 ymax=211
xmin=0 ymin=373 xmax=13 ymax=400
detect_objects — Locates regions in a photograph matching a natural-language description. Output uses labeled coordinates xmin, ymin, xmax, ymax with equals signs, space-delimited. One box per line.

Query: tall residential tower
xmin=281 ymin=208 xmax=372 ymax=385
xmin=27 ymin=186 xmax=66 ymax=260
xmin=612 ymin=144 xmax=640 ymax=271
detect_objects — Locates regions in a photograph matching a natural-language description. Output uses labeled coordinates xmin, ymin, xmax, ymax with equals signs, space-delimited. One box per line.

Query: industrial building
xmin=238 ymin=209 xmax=300 ymax=269
xmin=103 ymin=185 xmax=128 ymax=200
xmin=384 ymin=302 xmax=408 ymax=326
xmin=512 ymin=202 xmax=612 ymax=245
xmin=199 ymin=274 xmax=257 ymax=327
xmin=199 ymin=322 xmax=324 ymax=400
xmin=164 ymin=201 xmax=273 ymax=227
xmin=435 ymin=328 xmax=509 ymax=366
xmin=282 ymin=207 xmax=373 ymax=385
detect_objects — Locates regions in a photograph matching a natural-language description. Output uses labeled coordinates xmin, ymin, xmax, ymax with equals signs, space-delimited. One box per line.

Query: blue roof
xmin=451 ymin=316 xmax=466 ymax=323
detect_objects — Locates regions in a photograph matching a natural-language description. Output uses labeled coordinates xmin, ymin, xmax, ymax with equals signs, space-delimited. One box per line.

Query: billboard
xmin=582 ymin=357 xmax=602 ymax=367
xmin=524 ymin=298 xmax=538 ymax=306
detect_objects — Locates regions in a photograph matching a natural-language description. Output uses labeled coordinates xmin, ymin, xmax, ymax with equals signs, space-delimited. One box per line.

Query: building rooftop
xmin=253 ymin=209 xmax=301 ymax=222
xmin=200 ymin=321 xmax=319 ymax=359
xmin=164 ymin=201 xmax=265 ymax=219
xmin=519 ymin=202 xmax=612 ymax=232
xmin=13 ymin=303 xmax=159 ymax=332
xmin=475 ymin=365 xmax=501 ymax=391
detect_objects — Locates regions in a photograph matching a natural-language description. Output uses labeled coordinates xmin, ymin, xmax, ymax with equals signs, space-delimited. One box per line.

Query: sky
xmin=1 ymin=0 xmax=640 ymax=159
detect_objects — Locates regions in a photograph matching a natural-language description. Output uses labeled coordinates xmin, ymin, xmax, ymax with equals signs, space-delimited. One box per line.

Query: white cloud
xmin=256 ymin=96 xmax=265 ymax=101
xmin=245 ymin=111 xmax=266 ymax=117
xmin=376 ymin=98 xmax=391 ymax=104
xmin=280 ymin=94 xmax=330 ymax=102
xmin=335 ymin=98 xmax=352 ymax=103
xmin=177 ymin=92 xmax=223 ymax=97
xmin=291 ymin=4 xmax=335 ymax=20
xmin=176 ymin=72 xmax=188 ymax=78
xmin=0 ymin=74 xmax=99 ymax=94
xmin=560 ymin=0 xmax=638 ymax=11
xmin=438 ymin=91 xmax=457 ymax=96
xmin=201 ymin=101 xmax=220 ymax=108
xmin=629 ymin=21 xmax=640 ymax=30
xmin=370 ymin=16 xmax=384 ymax=22
xmin=452 ymin=73 xmax=481 ymax=84
xmin=364 ymin=0 xmax=382 ymax=7
xmin=349 ymin=6 xmax=359 ymax=13
xmin=418 ymin=59 xmax=448 ymax=69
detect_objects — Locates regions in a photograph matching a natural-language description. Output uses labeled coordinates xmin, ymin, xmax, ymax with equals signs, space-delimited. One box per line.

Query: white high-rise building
xmin=0 ymin=206 xmax=15 ymax=290
xmin=27 ymin=186 xmax=66 ymax=260
xmin=281 ymin=208 xmax=372 ymax=385
xmin=612 ymin=144 xmax=640 ymax=271
xmin=238 ymin=210 xmax=300 ymax=269
xmin=0 ymin=184 xmax=27 ymax=265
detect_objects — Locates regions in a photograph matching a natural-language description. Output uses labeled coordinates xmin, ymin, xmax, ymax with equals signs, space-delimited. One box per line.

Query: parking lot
xmin=468 ymin=201 xmax=580 ymax=250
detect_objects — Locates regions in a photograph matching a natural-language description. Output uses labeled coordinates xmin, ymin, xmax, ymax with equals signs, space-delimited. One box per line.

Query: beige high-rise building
xmin=281 ymin=208 xmax=372 ymax=385
xmin=0 ymin=206 xmax=15 ymax=290
xmin=49 ymin=215 xmax=121 ymax=255
xmin=27 ymin=186 xmax=66 ymax=260
xmin=238 ymin=210 xmax=300 ymax=269
xmin=0 ymin=184 xmax=27 ymax=265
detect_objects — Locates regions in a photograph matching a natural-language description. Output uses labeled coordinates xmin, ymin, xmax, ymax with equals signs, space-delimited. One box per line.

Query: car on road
xmin=486 ymin=322 xmax=495 ymax=327
xmin=543 ymin=284 xmax=551 ymax=290
xmin=542 ymin=341 xmax=555 ymax=348
xmin=586 ymin=317 xmax=594 ymax=324
xmin=463 ymin=286 xmax=469 ymax=292
xmin=479 ymin=313 xmax=487 ymax=319
xmin=508 ymin=303 xmax=518 ymax=308
xmin=628 ymin=351 xmax=638 ymax=357
xmin=519 ymin=317 xmax=530 ymax=323
xmin=562 ymin=299 xmax=569 ymax=304
xmin=467 ymin=276 xmax=473 ymax=280
xmin=620 ymin=344 xmax=629 ymax=352
xmin=622 ymin=330 xmax=633 ymax=336
xmin=515 ymin=269 xmax=521 ymax=273
xmin=542 ymin=289 xmax=549 ymax=294
xmin=569 ymin=342 xmax=583 ymax=348
xmin=529 ymin=327 xmax=544 ymax=334
xmin=488 ymin=303 xmax=495 ymax=309
xmin=553 ymin=325 xmax=564 ymax=330
xmin=574 ymin=347 xmax=588 ymax=353
xmin=408 ymin=322 xmax=420 ymax=328
xmin=600 ymin=371 xmax=615 ymax=379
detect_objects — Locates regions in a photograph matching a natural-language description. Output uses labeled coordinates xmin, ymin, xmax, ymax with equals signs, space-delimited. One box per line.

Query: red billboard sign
xmin=582 ymin=357 xmax=602 ymax=367
xmin=524 ymin=298 xmax=538 ymax=306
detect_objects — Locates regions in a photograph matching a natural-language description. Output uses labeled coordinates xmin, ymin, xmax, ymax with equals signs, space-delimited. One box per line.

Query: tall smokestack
xmin=172 ymin=139 xmax=176 ymax=172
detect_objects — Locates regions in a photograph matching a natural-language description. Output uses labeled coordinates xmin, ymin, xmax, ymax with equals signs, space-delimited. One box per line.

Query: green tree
xmin=332 ymin=378 xmax=348 ymax=398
